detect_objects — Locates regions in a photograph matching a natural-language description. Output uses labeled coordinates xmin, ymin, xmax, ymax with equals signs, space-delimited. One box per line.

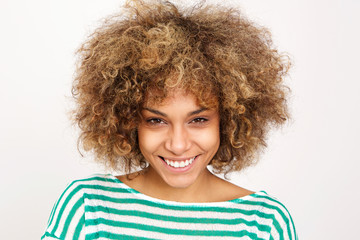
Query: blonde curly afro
xmin=72 ymin=0 xmax=290 ymax=174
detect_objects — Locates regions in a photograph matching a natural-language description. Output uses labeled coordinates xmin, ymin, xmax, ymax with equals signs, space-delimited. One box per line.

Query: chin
xmin=161 ymin=173 xmax=199 ymax=189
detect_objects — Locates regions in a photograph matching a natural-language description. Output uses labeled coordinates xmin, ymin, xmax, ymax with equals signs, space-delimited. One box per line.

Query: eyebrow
xmin=143 ymin=107 xmax=208 ymax=117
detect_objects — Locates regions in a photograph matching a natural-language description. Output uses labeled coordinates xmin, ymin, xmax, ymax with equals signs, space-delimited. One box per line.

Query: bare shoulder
xmin=116 ymin=171 xmax=145 ymax=190
xmin=210 ymin=175 xmax=255 ymax=201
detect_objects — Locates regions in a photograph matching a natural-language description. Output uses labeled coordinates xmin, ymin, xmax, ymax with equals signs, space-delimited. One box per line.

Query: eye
xmin=146 ymin=118 xmax=166 ymax=125
xmin=190 ymin=117 xmax=208 ymax=124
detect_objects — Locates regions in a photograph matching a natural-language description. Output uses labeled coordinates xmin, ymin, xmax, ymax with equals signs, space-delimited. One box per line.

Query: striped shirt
xmin=41 ymin=174 xmax=297 ymax=240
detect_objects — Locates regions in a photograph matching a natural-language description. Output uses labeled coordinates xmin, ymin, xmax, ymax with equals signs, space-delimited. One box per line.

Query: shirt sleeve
xmin=41 ymin=180 xmax=86 ymax=240
xmin=268 ymin=203 xmax=297 ymax=240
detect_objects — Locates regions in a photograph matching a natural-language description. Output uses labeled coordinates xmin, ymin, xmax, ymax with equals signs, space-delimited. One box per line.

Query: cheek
xmin=193 ymin=126 xmax=220 ymax=151
xmin=137 ymin=127 xmax=162 ymax=157
xmin=207 ymin=130 xmax=220 ymax=150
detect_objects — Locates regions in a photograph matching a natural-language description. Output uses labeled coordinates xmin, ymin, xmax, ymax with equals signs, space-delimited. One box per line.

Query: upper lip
xmin=159 ymin=155 xmax=198 ymax=161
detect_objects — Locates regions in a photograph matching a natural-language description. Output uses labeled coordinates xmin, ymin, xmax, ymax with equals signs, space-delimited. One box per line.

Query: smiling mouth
xmin=159 ymin=156 xmax=197 ymax=168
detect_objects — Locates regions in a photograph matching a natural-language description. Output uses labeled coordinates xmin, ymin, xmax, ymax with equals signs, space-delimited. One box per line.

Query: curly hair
xmin=72 ymin=0 xmax=290 ymax=174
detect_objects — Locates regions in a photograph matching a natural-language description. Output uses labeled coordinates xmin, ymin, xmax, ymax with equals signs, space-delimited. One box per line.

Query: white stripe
xmin=86 ymin=210 xmax=269 ymax=239
xmin=47 ymin=180 xmax=83 ymax=232
xmin=270 ymin=223 xmax=280 ymax=240
xmin=78 ymin=224 xmax=86 ymax=240
xmin=78 ymin=178 xmax=132 ymax=189
xmin=247 ymin=194 xmax=294 ymax=238
xmin=42 ymin=237 xmax=60 ymax=240
xmin=58 ymin=201 xmax=84 ymax=238
xmin=86 ymin=196 xmax=274 ymax=226
xmin=82 ymin=187 xmax=266 ymax=218
xmin=54 ymin=191 xmax=84 ymax=237
xmin=44 ymin=175 xmax=293 ymax=240
xmin=86 ymin=224 xmax=263 ymax=240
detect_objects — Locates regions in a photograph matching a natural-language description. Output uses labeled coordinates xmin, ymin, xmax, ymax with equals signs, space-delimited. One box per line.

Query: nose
xmin=165 ymin=125 xmax=191 ymax=155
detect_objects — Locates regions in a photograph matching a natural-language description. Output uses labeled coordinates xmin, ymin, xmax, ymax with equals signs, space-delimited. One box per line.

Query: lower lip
xmin=161 ymin=156 xmax=198 ymax=173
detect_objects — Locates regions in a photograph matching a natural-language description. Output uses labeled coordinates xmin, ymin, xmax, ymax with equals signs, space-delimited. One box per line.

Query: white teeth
xmin=163 ymin=156 xmax=196 ymax=168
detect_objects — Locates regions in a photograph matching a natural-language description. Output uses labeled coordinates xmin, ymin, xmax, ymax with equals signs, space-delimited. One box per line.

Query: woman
xmin=42 ymin=0 xmax=297 ymax=239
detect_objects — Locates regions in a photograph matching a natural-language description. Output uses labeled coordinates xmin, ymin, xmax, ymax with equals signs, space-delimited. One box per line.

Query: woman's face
xmin=137 ymin=90 xmax=220 ymax=189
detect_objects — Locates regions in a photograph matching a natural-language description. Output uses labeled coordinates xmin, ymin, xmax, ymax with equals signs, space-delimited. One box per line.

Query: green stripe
xmin=269 ymin=233 xmax=275 ymax=240
xmin=41 ymin=232 xmax=60 ymax=239
xmin=85 ymin=194 xmax=281 ymax=227
xmin=86 ymin=193 xmax=269 ymax=213
xmin=87 ymin=231 xmax=160 ymax=240
xmin=271 ymin=218 xmax=284 ymax=240
xmin=59 ymin=197 xmax=84 ymax=239
xmin=50 ymin=185 xmax=82 ymax=234
xmin=47 ymin=188 xmax=68 ymax=229
xmin=47 ymin=175 xmax=116 ymax=229
xmin=245 ymin=194 xmax=296 ymax=240
xmin=46 ymin=175 xmax=296 ymax=240
xmin=72 ymin=214 xmax=85 ymax=240
xmin=233 ymin=198 xmax=286 ymax=240
xmin=47 ymin=200 xmax=57 ymax=226
xmin=86 ymin=218 xmax=266 ymax=239
xmin=50 ymin=176 xmax=116 ymax=233
xmin=86 ymin=205 xmax=271 ymax=232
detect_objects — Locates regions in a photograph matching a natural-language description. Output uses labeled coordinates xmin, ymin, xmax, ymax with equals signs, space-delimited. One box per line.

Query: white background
xmin=1 ymin=0 xmax=359 ymax=239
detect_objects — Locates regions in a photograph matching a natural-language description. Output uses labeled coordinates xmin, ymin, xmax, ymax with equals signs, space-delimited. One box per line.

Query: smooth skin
xmin=118 ymin=89 xmax=254 ymax=203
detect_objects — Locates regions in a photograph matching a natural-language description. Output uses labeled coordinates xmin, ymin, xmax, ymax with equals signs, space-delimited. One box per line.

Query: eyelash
xmin=190 ymin=117 xmax=208 ymax=124
xmin=146 ymin=117 xmax=208 ymax=125
xmin=146 ymin=118 xmax=165 ymax=125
